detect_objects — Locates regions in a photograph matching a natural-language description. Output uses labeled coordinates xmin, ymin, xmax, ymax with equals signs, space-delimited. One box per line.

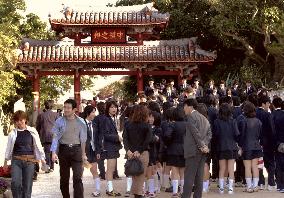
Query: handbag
xmin=124 ymin=158 xmax=144 ymax=177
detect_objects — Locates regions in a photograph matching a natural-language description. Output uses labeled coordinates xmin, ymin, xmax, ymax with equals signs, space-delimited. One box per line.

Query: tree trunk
xmin=272 ymin=54 xmax=284 ymax=85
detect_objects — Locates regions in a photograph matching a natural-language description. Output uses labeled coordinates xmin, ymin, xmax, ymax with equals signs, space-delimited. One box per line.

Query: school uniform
xmin=213 ymin=118 xmax=240 ymax=160
xmin=256 ymin=107 xmax=276 ymax=186
xmin=84 ymin=119 xmax=97 ymax=163
xmin=164 ymin=121 xmax=186 ymax=167
xmin=272 ymin=109 xmax=284 ymax=190
xmin=148 ymin=126 xmax=162 ymax=166
xmin=101 ymin=116 xmax=122 ymax=159
xmin=238 ymin=117 xmax=263 ymax=160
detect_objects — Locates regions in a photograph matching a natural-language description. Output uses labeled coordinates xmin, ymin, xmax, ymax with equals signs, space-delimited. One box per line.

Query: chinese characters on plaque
xmin=92 ymin=28 xmax=126 ymax=43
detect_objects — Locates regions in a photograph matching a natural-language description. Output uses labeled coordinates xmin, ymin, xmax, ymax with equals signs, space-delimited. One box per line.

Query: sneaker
xmin=219 ymin=188 xmax=224 ymax=194
xmin=202 ymin=188 xmax=208 ymax=193
xmin=146 ymin=193 xmax=156 ymax=198
xmin=124 ymin=191 xmax=131 ymax=197
xmin=259 ymin=184 xmax=264 ymax=190
xmin=92 ymin=191 xmax=101 ymax=197
xmin=280 ymin=189 xmax=284 ymax=193
xmin=267 ymin=185 xmax=277 ymax=191
xmin=244 ymin=188 xmax=253 ymax=193
xmin=228 ymin=189 xmax=234 ymax=194
xmin=253 ymin=186 xmax=259 ymax=192
xmin=171 ymin=193 xmax=179 ymax=198
xmin=106 ymin=191 xmax=121 ymax=197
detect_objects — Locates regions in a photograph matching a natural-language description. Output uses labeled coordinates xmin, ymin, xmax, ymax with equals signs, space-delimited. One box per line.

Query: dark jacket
xmin=238 ymin=117 xmax=262 ymax=151
xmin=164 ymin=121 xmax=186 ymax=156
xmin=233 ymin=106 xmax=242 ymax=119
xmin=101 ymin=116 xmax=122 ymax=152
xmin=36 ymin=110 xmax=59 ymax=143
xmin=184 ymin=111 xmax=212 ymax=158
xmin=213 ymin=118 xmax=240 ymax=152
xmin=93 ymin=114 xmax=106 ymax=154
xmin=84 ymin=119 xmax=97 ymax=159
xmin=272 ymin=109 xmax=284 ymax=147
xmin=195 ymin=86 xmax=204 ymax=97
xmin=256 ymin=108 xmax=276 ymax=151
xmin=123 ymin=122 xmax=152 ymax=153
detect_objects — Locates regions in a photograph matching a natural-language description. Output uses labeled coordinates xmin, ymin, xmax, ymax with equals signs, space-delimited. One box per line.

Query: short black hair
xmin=148 ymin=101 xmax=161 ymax=114
xmin=96 ymin=102 xmax=105 ymax=115
xmin=232 ymin=96 xmax=241 ymax=106
xmin=64 ymin=99 xmax=77 ymax=109
xmin=172 ymin=107 xmax=185 ymax=121
xmin=183 ymin=98 xmax=198 ymax=109
xmin=218 ymin=103 xmax=232 ymax=121
xmin=105 ymin=100 xmax=118 ymax=116
xmin=258 ymin=95 xmax=270 ymax=107
xmin=44 ymin=100 xmax=54 ymax=110
xmin=196 ymin=103 xmax=208 ymax=119
xmin=272 ymin=97 xmax=283 ymax=108
xmin=149 ymin=110 xmax=161 ymax=126
xmin=206 ymin=95 xmax=217 ymax=106
xmin=82 ymin=105 xmax=95 ymax=119
xmin=243 ymin=101 xmax=256 ymax=118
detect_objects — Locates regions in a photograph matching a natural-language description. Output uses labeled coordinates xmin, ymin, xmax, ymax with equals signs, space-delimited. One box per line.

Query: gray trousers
xmin=182 ymin=153 xmax=206 ymax=198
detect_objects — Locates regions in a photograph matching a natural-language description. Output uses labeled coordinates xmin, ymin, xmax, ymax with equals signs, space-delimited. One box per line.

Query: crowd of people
xmin=3 ymin=77 xmax=284 ymax=198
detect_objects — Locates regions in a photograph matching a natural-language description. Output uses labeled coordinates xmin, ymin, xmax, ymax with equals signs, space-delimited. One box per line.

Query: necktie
xmin=88 ymin=122 xmax=95 ymax=151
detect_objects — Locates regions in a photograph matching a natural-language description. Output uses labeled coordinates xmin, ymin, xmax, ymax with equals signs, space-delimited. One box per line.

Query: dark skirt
xmin=242 ymin=150 xmax=263 ymax=160
xmin=166 ymin=155 xmax=185 ymax=167
xmin=86 ymin=145 xmax=97 ymax=163
xmin=148 ymin=153 xmax=157 ymax=166
xmin=218 ymin=150 xmax=238 ymax=160
xmin=102 ymin=151 xmax=120 ymax=160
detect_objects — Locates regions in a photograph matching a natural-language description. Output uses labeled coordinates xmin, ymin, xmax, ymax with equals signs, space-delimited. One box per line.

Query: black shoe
xmin=165 ymin=186 xmax=173 ymax=193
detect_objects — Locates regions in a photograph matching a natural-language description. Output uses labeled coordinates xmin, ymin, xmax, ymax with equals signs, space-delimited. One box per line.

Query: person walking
xmin=123 ymin=105 xmax=153 ymax=198
xmin=82 ymin=105 xmax=102 ymax=197
xmin=4 ymin=110 xmax=46 ymax=198
xmin=102 ymin=100 xmax=123 ymax=196
xmin=36 ymin=99 xmax=58 ymax=172
xmin=51 ymin=99 xmax=87 ymax=198
xmin=182 ymin=99 xmax=212 ymax=198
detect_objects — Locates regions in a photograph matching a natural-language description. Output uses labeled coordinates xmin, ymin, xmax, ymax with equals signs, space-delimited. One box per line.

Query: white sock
xmin=126 ymin=177 xmax=132 ymax=192
xmin=245 ymin=178 xmax=252 ymax=189
xmin=203 ymin=180 xmax=209 ymax=191
xmin=143 ymin=182 xmax=146 ymax=192
xmin=253 ymin=178 xmax=259 ymax=188
xmin=107 ymin=181 xmax=113 ymax=192
xmin=163 ymin=174 xmax=170 ymax=188
xmin=180 ymin=180 xmax=184 ymax=193
xmin=228 ymin=179 xmax=234 ymax=190
xmin=219 ymin=178 xmax=224 ymax=189
xmin=94 ymin=177 xmax=100 ymax=192
xmin=148 ymin=179 xmax=155 ymax=193
xmin=154 ymin=173 xmax=160 ymax=192
xmin=172 ymin=180 xmax=179 ymax=194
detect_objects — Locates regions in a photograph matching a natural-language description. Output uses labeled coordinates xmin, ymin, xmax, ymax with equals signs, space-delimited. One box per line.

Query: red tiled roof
xmin=49 ymin=3 xmax=169 ymax=27
xmin=18 ymin=44 xmax=215 ymax=64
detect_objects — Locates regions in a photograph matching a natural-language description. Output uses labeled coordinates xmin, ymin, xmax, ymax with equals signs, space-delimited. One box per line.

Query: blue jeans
xmin=11 ymin=159 xmax=35 ymax=198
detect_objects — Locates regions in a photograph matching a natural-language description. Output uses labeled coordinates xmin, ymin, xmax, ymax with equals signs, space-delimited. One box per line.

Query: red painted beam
xmin=143 ymin=70 xmax=180 ymax=76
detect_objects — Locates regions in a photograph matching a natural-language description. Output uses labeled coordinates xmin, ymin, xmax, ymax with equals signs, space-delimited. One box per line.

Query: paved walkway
xmin=1 ymin=135 xmax=283 ymax=197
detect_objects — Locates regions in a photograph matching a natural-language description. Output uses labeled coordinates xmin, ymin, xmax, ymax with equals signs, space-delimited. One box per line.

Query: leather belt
xmin=60 ymin=144 xmax=81 ymax=148
xmin=13 ymin=155 xmax=38 ymax=163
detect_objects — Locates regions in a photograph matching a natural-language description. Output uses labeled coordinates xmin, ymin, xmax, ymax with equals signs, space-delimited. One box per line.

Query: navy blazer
xmin=233 ymin=106 xmax=242 ymax=119
xmin=93 ymin=114 xmax=106 ymax=154
xmin=101 ymin=116 xmax=122 ymax=153
xmin=213 ymin=118 xmax=240 ymax=152
xmin=164 ymin=121 xmax=186 ymax=156
xmin=256 ymin=108 xmax=276 ymax=151
xmin=238 ymin=117 xmax=262 ymax=151
xmin=272 ymin=109 xmax=284 ymax=147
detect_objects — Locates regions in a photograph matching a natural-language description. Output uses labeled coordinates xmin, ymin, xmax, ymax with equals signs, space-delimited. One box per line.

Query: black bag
xmin=124 ymin=158 xmax=144 ymax=177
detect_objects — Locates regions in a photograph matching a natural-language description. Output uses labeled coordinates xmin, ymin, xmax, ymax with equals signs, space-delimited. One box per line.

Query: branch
xmin=223 ymin=32 xmax=267 ymax=65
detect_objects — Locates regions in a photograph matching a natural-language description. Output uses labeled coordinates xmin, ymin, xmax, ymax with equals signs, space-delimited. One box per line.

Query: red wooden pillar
xmin=74 ymin=71 xmax=81 ymax=109
xmin=137 ymin=33 xmax=143 ymax=45
xmin=137 ymin=69 xmax=144 ymax=93
xmin=178 ymin=68 xmax=183 ymax=86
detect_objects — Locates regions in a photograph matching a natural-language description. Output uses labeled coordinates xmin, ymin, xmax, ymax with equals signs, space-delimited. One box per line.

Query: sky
xmin=25 ymin=0 xmax=118 ymax=21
